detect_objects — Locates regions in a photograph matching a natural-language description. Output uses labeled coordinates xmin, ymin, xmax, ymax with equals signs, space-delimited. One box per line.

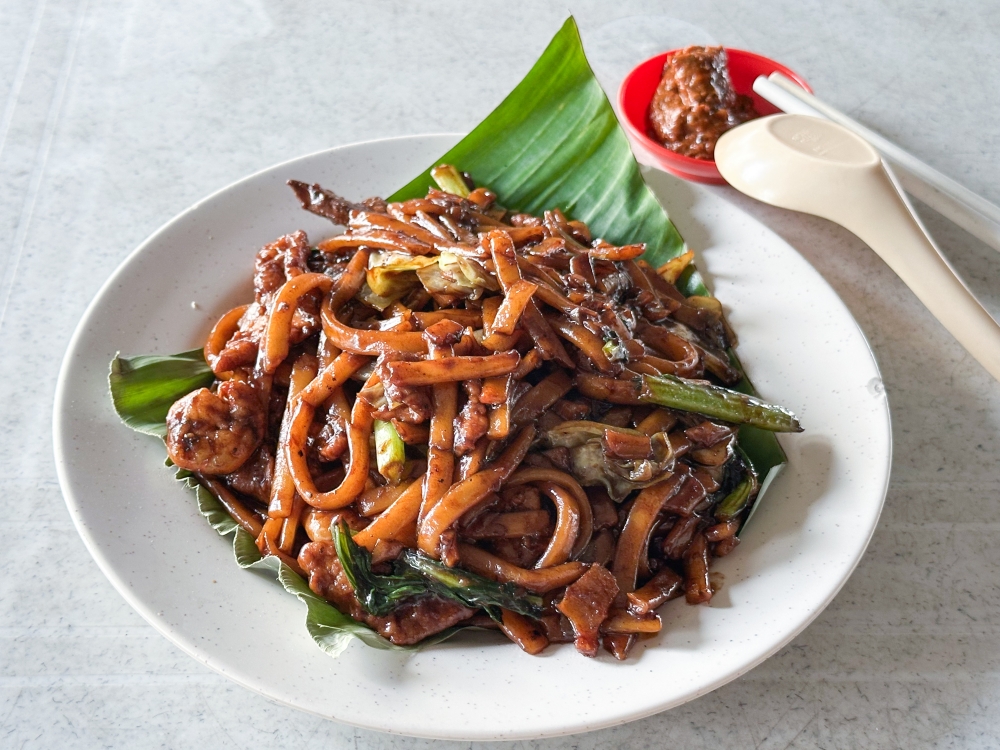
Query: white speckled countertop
xmin=3 ymin=1 xmax=1000 ymax=747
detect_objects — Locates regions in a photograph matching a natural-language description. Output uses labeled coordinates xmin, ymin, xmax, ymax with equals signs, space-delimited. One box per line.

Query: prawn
xmin=166 ymin=380 xmax=265 ymax=474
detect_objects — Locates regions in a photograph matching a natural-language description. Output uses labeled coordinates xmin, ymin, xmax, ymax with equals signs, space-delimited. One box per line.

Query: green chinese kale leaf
xmin=108 ymin=16 xmax=788 ymax=658
xmin=190 ymin=477 xmax=409 ymax=653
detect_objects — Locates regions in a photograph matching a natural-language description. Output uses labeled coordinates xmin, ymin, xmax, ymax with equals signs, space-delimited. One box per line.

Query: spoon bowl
xmin=716 ymin=114 xmax=1000 ymax=383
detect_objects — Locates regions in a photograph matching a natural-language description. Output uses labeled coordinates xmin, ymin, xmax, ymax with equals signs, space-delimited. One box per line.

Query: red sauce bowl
xmin=618 ymin=49 xmax=812 ymax=184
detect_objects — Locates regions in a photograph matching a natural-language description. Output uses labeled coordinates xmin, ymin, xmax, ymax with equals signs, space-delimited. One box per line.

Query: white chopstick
xmin=753 ymin=72 xmax=1000 ymax=254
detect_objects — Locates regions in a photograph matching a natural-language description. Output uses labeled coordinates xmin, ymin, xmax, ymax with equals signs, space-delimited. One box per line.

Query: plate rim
xmin=53 ymin=133 xmax=893 ymax=740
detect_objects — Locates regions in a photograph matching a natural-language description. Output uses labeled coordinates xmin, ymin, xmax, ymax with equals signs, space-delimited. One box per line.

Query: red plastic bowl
xmin=618 ymin=48 xmax=812 ymax=184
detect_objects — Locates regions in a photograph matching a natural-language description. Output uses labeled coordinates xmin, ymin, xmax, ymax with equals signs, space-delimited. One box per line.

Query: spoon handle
xmin=846 ymin=164 xmax=1000 ymax=382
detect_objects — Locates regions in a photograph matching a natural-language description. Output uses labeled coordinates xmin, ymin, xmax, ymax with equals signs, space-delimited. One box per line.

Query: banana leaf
xmin=109 ymin=350 xmax=214 ymax=437
xmin=108 ymin=15 xmax=788 ymax=659
xmin=393 ymin=16 xmax=786 ymax=500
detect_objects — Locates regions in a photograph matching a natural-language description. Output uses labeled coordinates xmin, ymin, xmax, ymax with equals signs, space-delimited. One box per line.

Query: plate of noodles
xmin=53 ymin=20 xmax=890 ymax=741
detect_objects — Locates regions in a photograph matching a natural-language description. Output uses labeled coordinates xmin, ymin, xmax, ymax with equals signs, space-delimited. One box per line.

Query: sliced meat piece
xmin=288 ymin=180 xmax=367 ymax=226
xmin=454 ymin=380 xmax=489 ymax=455
xmin=213 ymin=231 xmax=313 ymax=375
xmin=556 ymin=563 xmax=619 ymax=657
xmin=212 ymin=302 xmax=266 ymax=374
xmin=223 ymin=443 xmax=274 ymax=504
xmin=683 ymin=420 xmax=734 ymax=448
xmin=254 ymin=230 xmax=310 ymax=304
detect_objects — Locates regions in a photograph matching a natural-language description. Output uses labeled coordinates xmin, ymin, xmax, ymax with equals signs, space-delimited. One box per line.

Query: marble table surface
xmin=3 ymin=0 xmax=1000 ymax=747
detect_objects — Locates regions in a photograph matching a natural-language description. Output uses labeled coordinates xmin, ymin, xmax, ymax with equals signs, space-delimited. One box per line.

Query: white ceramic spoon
xmin=715 ymin=114 xmax=1000 ymax=383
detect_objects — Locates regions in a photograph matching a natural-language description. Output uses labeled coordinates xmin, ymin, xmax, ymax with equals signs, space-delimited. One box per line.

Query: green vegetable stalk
xmin=373 ymin=419 xmax=406 ymax=485
xmin=333 ymin=523 xmax=543 ymax=619
xmin=642 ymin=374 xmax=802 ymax=433
xmin=715 ymin=476 xmax=755 ymax=521
xmin=430 ymin=164 xmax=471 ymax=197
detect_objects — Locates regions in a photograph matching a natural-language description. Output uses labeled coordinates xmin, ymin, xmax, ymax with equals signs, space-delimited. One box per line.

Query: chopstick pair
xmin=753 ymin=72 xmax=1000 ymax=254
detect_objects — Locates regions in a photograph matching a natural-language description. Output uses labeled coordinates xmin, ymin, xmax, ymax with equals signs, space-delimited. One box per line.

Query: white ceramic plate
xmin=53 ymin=134 xmax=891 ymax=740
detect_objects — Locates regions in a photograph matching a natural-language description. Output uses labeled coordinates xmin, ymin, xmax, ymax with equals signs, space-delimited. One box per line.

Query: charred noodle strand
xmin=521 ymin=256 xmax=570 ymax=291
xmin=684 ymin=533 xmax=713 ymax=604
xmin=457 ymin=543 xmax=586 ymax=593
xmin=507 ymin=467 xmax=592 ymax=557
xmin=499 ymin=610 xmax=548 ymax=655
xmin=637 ymin=354 xmax=692 ymax=377
xmin=204 ymin=304 xmax=248 ymax=374
xmin=413 ymin=309 xmax=482 ymax=329
xmin=287 ymin=374 xmax=376 ymax=510
xmin=196 ymin=474 xmax=263 ymax=536
xmin=487 ymin=230 xmax=573 ymax=366
xmin=487 ymin=400 xmax=510 ymax=440
xmin=469 ymin=210 xmax=508 ymax=227
xmin=319 ymin=231 xmax=433 ymax=256
xmin=260 ymin=530 xmax=306 ymax=577
xmin=503 ymin=225 xmax=546 ymax=246
xmin=611 ymin=470 xmax=689 ymax=601
xmin=629 ymin=360 xmax=662 ymax=377
xmin=350 ymin=211 xmax=469 ymax=254
xmin=490 ymin=279 xmax=538 ymax=335
xmin=316 ymin=329 xmax=338 ymax=370
xmin=601 ymin=610 xmax=662 ymax=634
xmin=635 ymin=323 xmax=700 ymax=377
xmin=421 ymin=325 xmax=460 ymax=523
xmin=417 ymin=426 xmax=536 ymax=558
xmin=587 ymin=242 xmax=645 ymax=261
xmin=357 ymin=481 xmax=406 ymax=516
xmin=349 ymin=211 xmax=442 ymax=246
xmin=278 ymin=495 xmax=304 ymax=553
xmin=320 ymin=385 xmax=352 ymax=462
xmin=352 ymin=479 xmax=423 ymax=551
xmin=530 ymin=283 xmax=577 ymax=315
xmin=269 ymin=352 xmax=320 ymax=518
xmin=457 ymin=437 xmax=489 ymax=481
xmin=328 ymin=248 xmax=370 ymax=311
xmin=386 ymin=352 xmax=520 ymax=387
xmin=512 ymin=349 xmax=543 ymax=379
xmin=576 ymin=372 xmax=647 ymax=404
xmin=480 ymin=375 xmax=510 ymax=405
xmin=299 ymin=351 xmax=369 ymax=407
xmin=511 ymin=370 xmax=573 ymax=424
xmin=391 ymin=419 xmax=429 ymax=445
xmin=534 ymin=482 xmax=580 ymax=569
xmin=626 ymin=567 xmax=684 ymax=615
xmin=545 ymin=315 xmax=616 ymax=373
xmin=258 ymin=516 xmax=282 ymax=555
xmin=481 ymin=296 xmax=521 ymax=351
xmin=321 ymin=295 xmax=427 ymax=355
xmin=410 ymin=210 xmax=452 ymax=241
xmin=259 ymin=273 xmax=333 ymax=373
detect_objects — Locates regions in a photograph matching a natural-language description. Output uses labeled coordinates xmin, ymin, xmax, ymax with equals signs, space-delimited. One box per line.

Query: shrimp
xmin=165 ymin=380 xmax=266 ymax=475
